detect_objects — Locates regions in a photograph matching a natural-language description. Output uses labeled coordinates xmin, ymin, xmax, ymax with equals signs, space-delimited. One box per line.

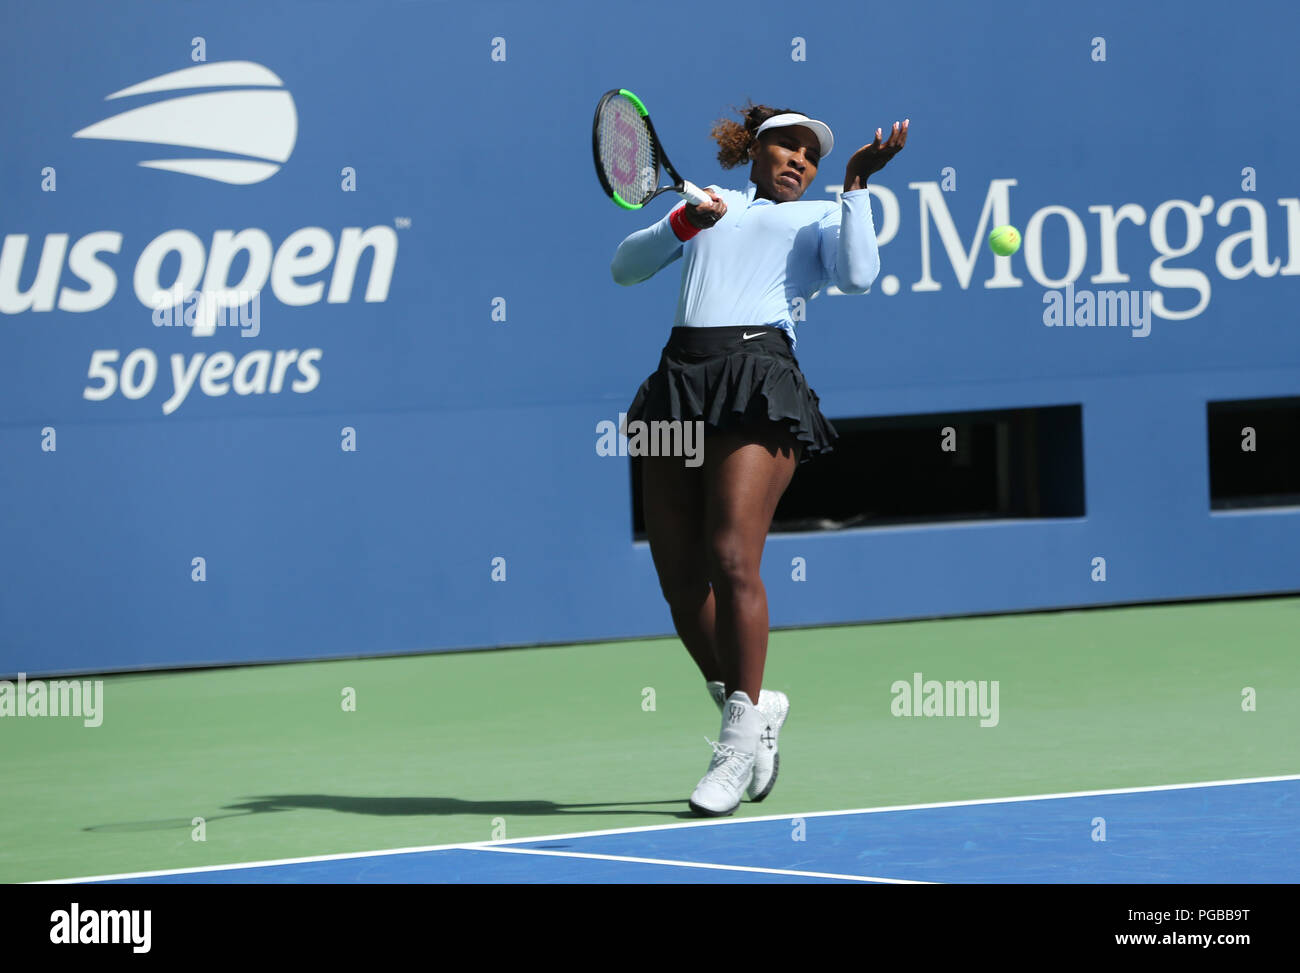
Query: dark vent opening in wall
xmin=1208 ymin=396 xmax=1300 ymax=510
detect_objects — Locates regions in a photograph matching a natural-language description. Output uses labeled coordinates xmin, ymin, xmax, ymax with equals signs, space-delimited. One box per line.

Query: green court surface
xmin=2 ymin=596 xmax=1297 ymax=884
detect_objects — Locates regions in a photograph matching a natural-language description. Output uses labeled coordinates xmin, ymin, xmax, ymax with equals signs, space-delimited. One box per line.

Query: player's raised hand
xmin=844 ymin=119 xmax=909 ymax=191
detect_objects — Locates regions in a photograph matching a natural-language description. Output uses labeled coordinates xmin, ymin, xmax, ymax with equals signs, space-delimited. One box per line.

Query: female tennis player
xmin=611 ymin=102 xmax=908 ymax=816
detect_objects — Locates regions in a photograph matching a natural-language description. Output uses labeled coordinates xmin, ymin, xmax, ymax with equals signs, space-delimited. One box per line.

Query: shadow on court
xmin=84 ymin=794 xmax=697 ymax=832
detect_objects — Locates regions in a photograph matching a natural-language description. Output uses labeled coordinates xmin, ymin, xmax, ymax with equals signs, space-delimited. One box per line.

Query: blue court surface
xmin=63 ymin=777 xmax=1299 ymax=885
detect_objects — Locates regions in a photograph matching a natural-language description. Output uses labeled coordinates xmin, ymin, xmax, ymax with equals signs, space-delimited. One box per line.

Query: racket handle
xmin=678 ymin=181 xmax=712 ymax=207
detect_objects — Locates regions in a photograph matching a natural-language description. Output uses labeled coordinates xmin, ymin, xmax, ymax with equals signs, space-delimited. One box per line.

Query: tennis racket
xmin=592 ymin=88 xmax=712 ymax=210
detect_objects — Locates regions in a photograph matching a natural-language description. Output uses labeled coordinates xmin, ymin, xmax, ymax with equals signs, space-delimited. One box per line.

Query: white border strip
xmin=35 ymin=773 xmax=1300 ymax=884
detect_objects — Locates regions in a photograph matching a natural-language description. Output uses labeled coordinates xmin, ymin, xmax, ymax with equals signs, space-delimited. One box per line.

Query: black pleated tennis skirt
xmin=624 ymin=325 xmax=838 ymax=463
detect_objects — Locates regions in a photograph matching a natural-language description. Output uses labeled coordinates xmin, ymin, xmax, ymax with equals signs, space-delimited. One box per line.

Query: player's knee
xmin=707 ymin=540 xmax=759 ymax=593
xmin=657 ymin=571 xmax=710 ymax=609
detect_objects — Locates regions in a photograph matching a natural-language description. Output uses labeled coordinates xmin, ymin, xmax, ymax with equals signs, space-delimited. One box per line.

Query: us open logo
xmin=0 ymin=57 xmax=400 ymax=417
xmin=73 ymin=60 xmax=298 ymax=185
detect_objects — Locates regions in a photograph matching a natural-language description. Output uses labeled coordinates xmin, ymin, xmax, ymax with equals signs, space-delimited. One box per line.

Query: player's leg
xmin=703 ymin=425 xmax=800 ymax=703
xmin=687 ymin=422 xmax=800 ymax=815
xmin=640 ymin=453 xmax=722 ymax=684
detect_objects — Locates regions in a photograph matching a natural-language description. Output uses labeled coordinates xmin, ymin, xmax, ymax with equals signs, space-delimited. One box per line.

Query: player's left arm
xmin=819 ymin=119 xmax=909 ymax=294
xmin=843 ymin=119 xmax=909 ymax=191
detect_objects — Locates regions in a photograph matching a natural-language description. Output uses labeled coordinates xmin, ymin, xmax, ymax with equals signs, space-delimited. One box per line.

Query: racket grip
xmin=678 ymin=181 xmax=712 ymax=207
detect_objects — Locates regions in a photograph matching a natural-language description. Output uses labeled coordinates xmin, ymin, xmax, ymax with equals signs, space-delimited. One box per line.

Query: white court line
xmin=35 ymin=773 xmax=1300 ymax=884
xmin=481 ymin=772 xmax=1300 ymax=848
xmin=33 ymin=838 xmax=481 ymax=885
xmin=468 ymin=845 xmax=927 ymax=883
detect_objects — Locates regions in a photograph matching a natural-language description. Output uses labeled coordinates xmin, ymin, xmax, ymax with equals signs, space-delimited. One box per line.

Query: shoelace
xmin=703 ymin=737 xmax=754 ymax=789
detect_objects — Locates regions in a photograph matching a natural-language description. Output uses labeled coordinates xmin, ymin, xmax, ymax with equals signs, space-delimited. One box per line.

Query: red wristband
xmin=669 ymin=204 xmax=701 ymax=242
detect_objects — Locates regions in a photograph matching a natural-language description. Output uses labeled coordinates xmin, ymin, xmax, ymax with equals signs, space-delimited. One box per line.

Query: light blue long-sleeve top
xmin=610 ymin=179 xmax=880 ymax=350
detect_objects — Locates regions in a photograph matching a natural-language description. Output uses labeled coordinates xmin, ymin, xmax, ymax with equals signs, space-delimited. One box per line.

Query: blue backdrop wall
xmin=2 ymin=0 xmax=1297 ymax=676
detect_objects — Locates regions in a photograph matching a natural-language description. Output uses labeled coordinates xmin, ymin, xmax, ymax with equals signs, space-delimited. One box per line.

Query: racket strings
xmin=597 ymin=96 xmax=657 ymax=204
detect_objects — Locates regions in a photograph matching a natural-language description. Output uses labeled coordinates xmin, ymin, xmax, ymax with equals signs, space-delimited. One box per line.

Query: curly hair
xmin=710 ymin=100 xmax=805 ymax=169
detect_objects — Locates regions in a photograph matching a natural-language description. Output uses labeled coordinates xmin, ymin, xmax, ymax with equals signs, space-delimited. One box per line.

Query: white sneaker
xmin=689 ymin=691 xmax=760 ymax=817
xmin=706 ymin=681 xmax=788 ymax=802
xmin=749 ymin=690 xmax=789 ymax=802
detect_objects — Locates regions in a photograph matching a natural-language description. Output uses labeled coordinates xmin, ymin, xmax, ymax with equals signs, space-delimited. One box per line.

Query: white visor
xmin=754 ymin=113 xmax=833 ymax=160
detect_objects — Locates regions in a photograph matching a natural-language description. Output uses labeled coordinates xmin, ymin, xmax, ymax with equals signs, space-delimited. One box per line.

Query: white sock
xmin=706 ymin=680 xmax=726 ymax=710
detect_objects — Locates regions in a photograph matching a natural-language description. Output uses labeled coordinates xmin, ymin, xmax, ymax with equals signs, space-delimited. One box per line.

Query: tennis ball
xmin=988 ymin=224 xmax=1021 ymax=257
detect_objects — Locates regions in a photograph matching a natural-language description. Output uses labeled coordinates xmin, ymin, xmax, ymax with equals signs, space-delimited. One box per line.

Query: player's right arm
xmin=610 ymin=208 xmax=684 ymax=285
xmin=610 ymin=189 xmax=727 ymax=285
